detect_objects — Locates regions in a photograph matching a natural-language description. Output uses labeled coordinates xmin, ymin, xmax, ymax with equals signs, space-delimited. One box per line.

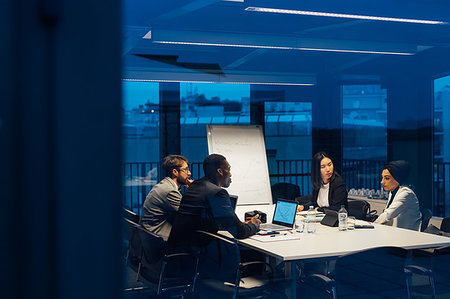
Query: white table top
xmin=239 ymin=223 xmax=450 ymax=261
xmin=235 ymin=203 xmax=450 ymax=262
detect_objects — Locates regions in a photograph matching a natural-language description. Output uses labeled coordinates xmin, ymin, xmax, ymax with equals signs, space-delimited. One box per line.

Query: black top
xmin=304 ymin=172 xmax=348 ymax=212
xmin=169 ymin=177 xmax=259 ymax=245
xmin=386 ymin=186 xmax=399 ymax=209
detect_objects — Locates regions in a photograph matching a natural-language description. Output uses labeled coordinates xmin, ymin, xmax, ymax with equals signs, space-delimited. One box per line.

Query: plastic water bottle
xmin=338 ymin=205 xmax=348 ymax=231
xmin=306 ymin=206 xmax=316 ymax=234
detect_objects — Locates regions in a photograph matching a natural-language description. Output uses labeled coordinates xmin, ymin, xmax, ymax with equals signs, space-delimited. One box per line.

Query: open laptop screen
xmin=272 ymin=199 xmax=297 ymax=226
xmin=229 ymin=195 xmax=238 ymax=211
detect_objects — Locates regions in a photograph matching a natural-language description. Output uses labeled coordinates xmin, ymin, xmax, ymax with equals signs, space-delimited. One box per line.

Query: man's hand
xmin=250 ymin=214 xmax=261 ymax=228
xmin=297 ymin=205 xmax=305 ymax=212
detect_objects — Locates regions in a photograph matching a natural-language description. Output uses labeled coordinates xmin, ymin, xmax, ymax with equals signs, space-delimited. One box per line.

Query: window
xmin=342 ymin=84 xmax=387 ymax=191
xmin=122 ymin=80 xmax=159 ymax=212
xmin=265 ymin=101 xmax=312 ymax=194
xmin=180 ymin=83 xmax=250 ymax=178
xmin=434 ymin=75 xmax=450 ymax=216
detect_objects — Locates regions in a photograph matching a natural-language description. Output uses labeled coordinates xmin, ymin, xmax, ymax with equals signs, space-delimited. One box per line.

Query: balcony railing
xmin=123 ymin=160 xmax=449 ymax=217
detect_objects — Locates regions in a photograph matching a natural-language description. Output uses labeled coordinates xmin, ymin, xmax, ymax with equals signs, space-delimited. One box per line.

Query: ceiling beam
xmin=123 ymin=67 xmax=316 ymax=86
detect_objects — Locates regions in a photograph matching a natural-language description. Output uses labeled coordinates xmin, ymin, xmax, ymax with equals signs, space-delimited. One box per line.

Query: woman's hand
xmin=297 ymin=205 xmax=305 ymax=212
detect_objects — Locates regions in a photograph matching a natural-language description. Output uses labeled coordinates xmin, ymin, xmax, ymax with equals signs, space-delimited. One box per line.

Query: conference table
xmin=235 ymin=204 xmax=450 ymax=298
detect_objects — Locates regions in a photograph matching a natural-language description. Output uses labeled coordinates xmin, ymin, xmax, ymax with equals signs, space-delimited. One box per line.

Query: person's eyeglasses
xmin=178 ymin=167 xmax=190 ymax=173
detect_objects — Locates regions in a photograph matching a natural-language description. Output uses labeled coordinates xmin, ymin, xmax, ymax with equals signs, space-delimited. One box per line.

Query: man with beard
xmin=169 ymin=154 xmax=261 ymax=245
xmin=140 ymin=155 xmax=192 ymax=241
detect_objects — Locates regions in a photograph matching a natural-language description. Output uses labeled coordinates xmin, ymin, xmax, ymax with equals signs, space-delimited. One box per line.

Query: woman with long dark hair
xmin=298 ymin=152 xmax=348 ymax=212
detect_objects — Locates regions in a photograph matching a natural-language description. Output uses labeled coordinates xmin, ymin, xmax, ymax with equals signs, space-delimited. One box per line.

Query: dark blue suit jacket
xmin=169 ymin=177 xmax=259 ymax=245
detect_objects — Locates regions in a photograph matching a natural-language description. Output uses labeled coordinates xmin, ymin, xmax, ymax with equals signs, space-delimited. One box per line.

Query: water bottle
xmin=338 ymin=205 xmax=348 ymax=231
xmin=306 ymin=206 xmax=316 ymax=234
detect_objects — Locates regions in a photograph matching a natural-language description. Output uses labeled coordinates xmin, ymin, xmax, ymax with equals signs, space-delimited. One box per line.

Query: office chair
xmin=299 ymin=270 xmax=336 ymax=299
xmin=123 ymin=218 xmax=142 ymax=268
xmin=123 ymin=208 xmax=140 ymax=223
xmin=405 ymin=216 xmax=450 ymax=299
xmin=136 ymin=225 xmax=200 ymax=297
xmin=271 ymin=182 xmax=301 ymax=204
xmin=347 ymin=199 xmax=377 ymax=222
xmin=194 ymin=230 xmax=282 ymax=299
xmin=335 ymin=247 xmax=409 ymax=298
xmin=440 ymin=217 xmax=450 ymax=233
xmin=123 ymin=218 xmax=150 ymax=295
xmin=420 ymin=208 xmax=433 ymax=232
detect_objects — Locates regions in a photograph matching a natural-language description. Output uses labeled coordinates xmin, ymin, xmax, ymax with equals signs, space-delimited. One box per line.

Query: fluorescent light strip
xmin=245 ymin=7 xmax=446 ymax=25
xmin=299 ymin=47 xmax=413 ymax=56
xmin=123 ymin=78 xmax=314 ymax=86
xmin=153 ymin=41 xmax=414 ymax=55
xmin=154 ymin=40 xmax=296 ymax=50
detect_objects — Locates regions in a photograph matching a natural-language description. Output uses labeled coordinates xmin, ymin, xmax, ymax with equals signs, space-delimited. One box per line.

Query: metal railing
xmin=123 ymin=160 xmax=450 ymax=217
xmin=342 ymin=159 xmax=385 ymax=191
xmin=270 ymin=159 xmax=312 ymax=195
xmin=122 ymin=162 xmax=159 ymax=215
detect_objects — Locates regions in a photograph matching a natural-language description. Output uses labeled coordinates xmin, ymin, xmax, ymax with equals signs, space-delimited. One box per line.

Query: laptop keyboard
xmin=260 ymin=223 xmax=291 ymax=231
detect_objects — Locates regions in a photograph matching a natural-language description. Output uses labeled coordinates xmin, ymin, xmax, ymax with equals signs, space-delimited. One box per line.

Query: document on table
xmin=249 ymin=233 xmax=301 ymax=242
xmin=297 ymin=211 xmax=325 ymax=217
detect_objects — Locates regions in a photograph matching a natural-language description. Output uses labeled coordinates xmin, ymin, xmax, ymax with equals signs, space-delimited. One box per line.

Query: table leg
xmin=285 ymin=261 xmax=296 ymax=299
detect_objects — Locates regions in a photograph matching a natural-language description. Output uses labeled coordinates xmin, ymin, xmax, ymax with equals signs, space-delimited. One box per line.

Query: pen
xmin=266 ymin=231 xmax=279 ymax=235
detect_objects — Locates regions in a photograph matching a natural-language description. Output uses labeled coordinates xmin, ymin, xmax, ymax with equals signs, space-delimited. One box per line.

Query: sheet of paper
xmin=297 ymin=211 xmax=325 ymax=217
xmin=249 ymin=233 xmax=301 ymax=242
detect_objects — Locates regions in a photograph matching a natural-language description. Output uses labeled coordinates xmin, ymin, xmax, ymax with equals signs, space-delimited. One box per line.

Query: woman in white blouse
xmin=375 ymin=160 xmax=421 ymax=231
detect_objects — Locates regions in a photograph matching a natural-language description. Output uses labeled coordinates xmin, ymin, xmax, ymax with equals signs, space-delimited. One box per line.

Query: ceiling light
xmin=245 ymin=7 xmax=446 ymax=25
xmin=123 ymin=78 xmax=314 ymax=86
xmin=153 ymin=40 xmax=414 ymax=55
xmin=154 ymin=40 xmax=296 ymax=50
xmin=298 ymin=47 xmax=413 ymax=56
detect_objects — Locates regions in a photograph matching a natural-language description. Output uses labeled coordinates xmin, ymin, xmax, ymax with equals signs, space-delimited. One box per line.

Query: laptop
xmin=260 ymin=199 xmax=298 ymax=231
xmin=229 ymin=195 xmax=238 ymax=211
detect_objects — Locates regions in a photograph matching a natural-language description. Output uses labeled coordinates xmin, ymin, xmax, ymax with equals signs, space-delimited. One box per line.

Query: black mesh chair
xmin=300 ymin=247 xmax=409 ymax=298
xmin=271 ymin=182 xmax=301 ymax=204
xmin=123 ymin=218 xmax=142 ymax=269
xmin=136 ymin=225 xmax=200 ymax=297
xmin=440 ymin=217 xmax=450 ymax=233
xmin=405 ymin=217 xmax=450 ymax=298
xmin=420 ymin=208 xmax=433 ymax=232
xmin=335 ymin=247 xmax=409 ymax=298
xmin=347 ymin=199 xmax=377 ymax=222
xmin=194 ymin=230 xmax=283 ymax=299
xmin=123 ymin=208 xmax=140 ymax=223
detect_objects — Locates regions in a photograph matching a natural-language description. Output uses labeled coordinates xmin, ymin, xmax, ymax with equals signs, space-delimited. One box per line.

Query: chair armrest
xmin=304 ymin=273 xmax=335 ymax=289
xmin=308 ymin=273 xmax=334 ymax=284
xmin=164 ymin=252 xmax=196 ymax=259
xmin=196 ymin=230 xmax=237 ymax=245
xmin=404 ymin=264 xmax=433 ymax=276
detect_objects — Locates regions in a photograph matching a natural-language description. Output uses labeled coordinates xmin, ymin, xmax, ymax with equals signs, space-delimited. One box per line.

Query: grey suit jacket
xmin=140 ymin=177 xmax=181 ymax=241
xmin=375 ymin=186 xmax=422 ymax=231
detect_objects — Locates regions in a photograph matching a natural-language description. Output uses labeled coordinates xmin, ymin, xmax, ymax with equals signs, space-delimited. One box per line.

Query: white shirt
xmin=317 ymin=183 xmax=330 ymax=207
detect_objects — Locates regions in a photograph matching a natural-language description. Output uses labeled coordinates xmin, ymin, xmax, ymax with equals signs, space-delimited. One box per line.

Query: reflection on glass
xmin=180 ymin=82 xmax=250 ymax=163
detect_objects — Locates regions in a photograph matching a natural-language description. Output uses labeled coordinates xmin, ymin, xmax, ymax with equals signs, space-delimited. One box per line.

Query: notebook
xmin=260 ymin=199 xmax=298 ymax=231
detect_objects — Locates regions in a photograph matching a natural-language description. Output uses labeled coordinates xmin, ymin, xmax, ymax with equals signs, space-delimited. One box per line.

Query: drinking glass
xmin=348 ymin=216 xmax=356 ymax=230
